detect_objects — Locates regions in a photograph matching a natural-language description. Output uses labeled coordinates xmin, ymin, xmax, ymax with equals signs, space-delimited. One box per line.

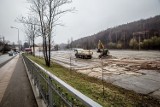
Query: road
xmin=35 ymin=50 xmax=160 ymax=99
xmin=0 ymin=54 xmax=15 ymax=67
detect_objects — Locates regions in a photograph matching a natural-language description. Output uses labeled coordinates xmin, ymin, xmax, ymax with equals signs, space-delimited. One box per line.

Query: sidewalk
xmin=0 ymin=54 xmax=38 ymax=107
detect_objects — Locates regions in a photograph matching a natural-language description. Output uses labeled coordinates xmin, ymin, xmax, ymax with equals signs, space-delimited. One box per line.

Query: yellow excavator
xmin=97 ymin=40 xmax=109 ymax=58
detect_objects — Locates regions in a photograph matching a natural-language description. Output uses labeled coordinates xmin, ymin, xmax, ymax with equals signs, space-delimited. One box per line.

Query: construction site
xmin=39 ymin=48 xmax=159 ymax=99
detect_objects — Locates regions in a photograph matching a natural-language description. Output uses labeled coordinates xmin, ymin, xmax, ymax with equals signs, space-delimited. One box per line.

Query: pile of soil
xmin=140 ymin=61 xmax=160 ymax=70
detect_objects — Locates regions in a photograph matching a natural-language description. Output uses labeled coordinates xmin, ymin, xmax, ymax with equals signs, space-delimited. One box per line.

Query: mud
xmin=47 ymin=50 xmax=160 ymax=76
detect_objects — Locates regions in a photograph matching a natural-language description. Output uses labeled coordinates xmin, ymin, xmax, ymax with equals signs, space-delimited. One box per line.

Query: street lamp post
xmin=11 ymin=26 xmax=20 ymax=52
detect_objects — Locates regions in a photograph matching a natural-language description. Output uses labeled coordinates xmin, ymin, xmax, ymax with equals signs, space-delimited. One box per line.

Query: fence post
xmin=48 ymin=76 xmax=53 ymax=107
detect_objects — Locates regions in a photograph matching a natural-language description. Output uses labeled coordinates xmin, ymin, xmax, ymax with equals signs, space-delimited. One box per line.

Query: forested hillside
xmin=71 ymin=15 xmax=160 ymax=50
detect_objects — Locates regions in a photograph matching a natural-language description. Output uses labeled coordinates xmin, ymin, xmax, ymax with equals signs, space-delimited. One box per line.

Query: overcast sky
xmin=0 ymin=0 xmax=160 ymax=44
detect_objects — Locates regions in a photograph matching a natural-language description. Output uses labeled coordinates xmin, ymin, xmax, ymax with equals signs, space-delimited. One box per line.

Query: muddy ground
xmin=50 ymin=50 xmax=160 ymax=73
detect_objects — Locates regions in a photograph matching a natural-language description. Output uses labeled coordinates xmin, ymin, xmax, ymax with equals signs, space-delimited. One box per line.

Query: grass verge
xmin=27 ymin=55 xmax=160 ymax=107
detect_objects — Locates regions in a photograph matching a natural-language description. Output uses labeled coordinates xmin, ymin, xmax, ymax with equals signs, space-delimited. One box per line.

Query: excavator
xmin=97 ymin=40 xmax=109 ymax=58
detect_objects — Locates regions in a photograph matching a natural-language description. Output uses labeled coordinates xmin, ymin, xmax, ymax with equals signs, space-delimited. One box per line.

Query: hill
xmin=71 ymin=15 xmax=160 ymax=50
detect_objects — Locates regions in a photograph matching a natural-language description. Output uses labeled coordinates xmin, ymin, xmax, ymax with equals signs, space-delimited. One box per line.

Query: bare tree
xmin=25 ymin=25 xmax=36 ymax=55
xmin=22 ymin=17 xmax=39 ymax=56
xmin=0 ymin=36 xmax=11 ymax=53
xmin=27 ymin=0 xmax=73 ymax=66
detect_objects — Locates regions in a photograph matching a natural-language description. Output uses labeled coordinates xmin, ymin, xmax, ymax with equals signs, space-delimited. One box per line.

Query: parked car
xmin=8 ymin=51 xmax=14 ymax=56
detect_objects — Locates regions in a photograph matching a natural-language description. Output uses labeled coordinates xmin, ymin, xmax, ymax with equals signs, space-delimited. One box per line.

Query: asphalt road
xmin=0 ymin=54 xmax=14 ymax=67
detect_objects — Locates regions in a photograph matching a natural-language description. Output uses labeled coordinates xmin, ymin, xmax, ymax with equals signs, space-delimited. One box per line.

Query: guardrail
xmin=22 ymin=55 xmax=102 ymax=107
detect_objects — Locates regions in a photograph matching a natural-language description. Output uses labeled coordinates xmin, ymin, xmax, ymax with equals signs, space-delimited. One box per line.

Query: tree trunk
xmin=33 ymin=36 xmax=35 ymax=56
xmin=33 ymin=25 xmax=36 ymax=56
xmin=44 ymin=36 xmax=49 ymax=66
xmin=48 ymin=33 xmax=51 ymax=67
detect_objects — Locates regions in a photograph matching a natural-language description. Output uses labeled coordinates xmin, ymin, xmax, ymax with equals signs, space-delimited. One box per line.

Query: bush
xmin=129 ymin=38 xmax=138 ymax=49
xmin=141 ymin=36 xmax=160 ymax=50
xmin=116 ymin=42 xmax=123 ymax=49
xmin=108 ymin=42 xmax=116 ymax=49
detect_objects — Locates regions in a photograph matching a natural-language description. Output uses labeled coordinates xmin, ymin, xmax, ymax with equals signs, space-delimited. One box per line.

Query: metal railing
xmin=22 ymin=55 xmax=102 ymax=107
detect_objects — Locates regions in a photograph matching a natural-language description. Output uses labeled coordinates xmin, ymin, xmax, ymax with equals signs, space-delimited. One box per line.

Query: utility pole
xmin=0 ymin=36 xmax=2 ymax=42
xmin=116 ymin=32 xmax=117 ymax=44
xmin=138 ymin=34 xmax=140 ymax=51
xmin=2 ymin=36 xmax=5 ymax=53
xmin=101 ymin=58 xmax=105 ymax=99
xmin=123 ymin=30 xmax=126 ymax=49
xmin=3 ymin=36 xmax=5 ymax=43
xmin=11 ymin=26 xmax=20 ymax=52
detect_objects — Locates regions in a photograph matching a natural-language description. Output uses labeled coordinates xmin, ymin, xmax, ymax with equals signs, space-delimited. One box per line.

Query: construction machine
xmin=97 ymin=40 xmax=109 ymax=58
xmin=74 ymin=48 xmax=93 ymax=59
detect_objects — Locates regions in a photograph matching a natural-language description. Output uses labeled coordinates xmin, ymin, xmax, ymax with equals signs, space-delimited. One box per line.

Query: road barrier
xmin=22 ymin=55 xmax=102 ymax=107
